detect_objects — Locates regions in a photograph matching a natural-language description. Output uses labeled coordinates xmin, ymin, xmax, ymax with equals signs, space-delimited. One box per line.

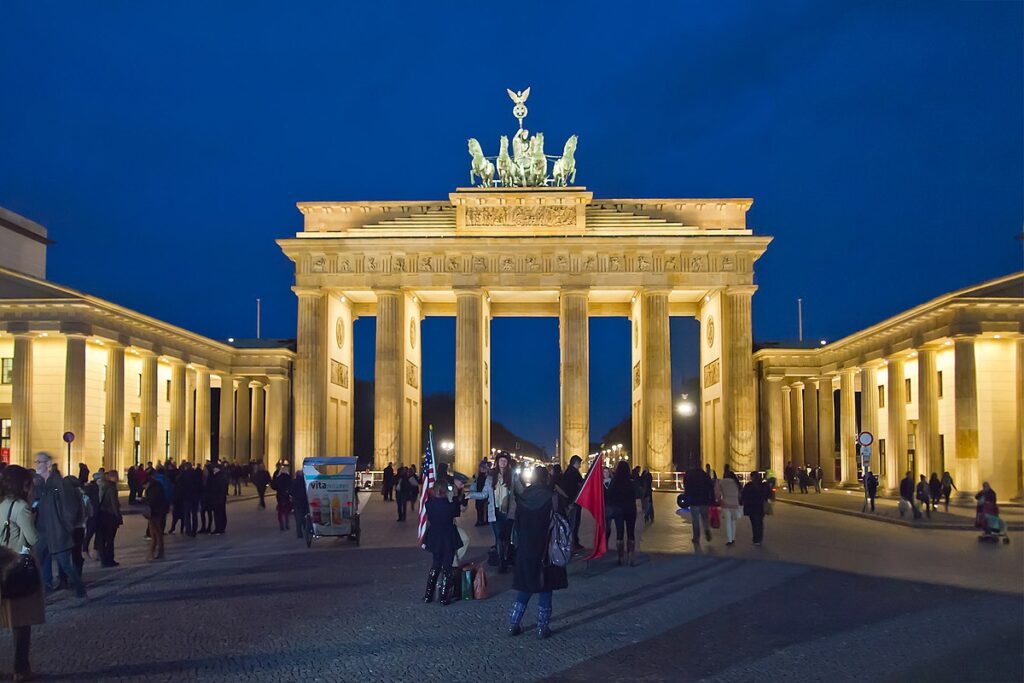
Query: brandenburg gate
xmin=278 ymin=90 xmax=771 ymax=476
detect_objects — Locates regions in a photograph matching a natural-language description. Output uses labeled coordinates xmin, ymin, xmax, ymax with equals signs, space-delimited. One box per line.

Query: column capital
xmin=248 ymin=379 xmax=265 ymax=389
xmin=292 ymin=286 xmax=324 ymax=299
xmin=780 ymin=383 xmax=791 ymax=393
xmin=724 ymin=284 xmax=758 ymax=297
xmin=560 ymin=286 xmax=590 ymax=295
xmin=789 ymin=380 xmax=805 ymax=389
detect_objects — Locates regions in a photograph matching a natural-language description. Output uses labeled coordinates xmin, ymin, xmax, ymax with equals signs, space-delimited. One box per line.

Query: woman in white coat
xmin=714 ymin=466 xmax=742 ymax=546
xmin=467 ymin=452 xmax=523 ymax=574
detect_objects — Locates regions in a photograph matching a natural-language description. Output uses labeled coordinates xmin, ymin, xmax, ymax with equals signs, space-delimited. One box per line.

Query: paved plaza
xmin=11 ymin=489 xmax=1024 ymax=682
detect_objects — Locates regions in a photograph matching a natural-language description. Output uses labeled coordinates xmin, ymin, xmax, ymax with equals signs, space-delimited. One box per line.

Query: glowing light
xmin=227 ymin=337 xmax=235 ymax=343
xmin=819 ymin=339 xmax=827 ymax=346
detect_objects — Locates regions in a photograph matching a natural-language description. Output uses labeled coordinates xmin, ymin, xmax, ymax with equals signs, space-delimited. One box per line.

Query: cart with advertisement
xmin=302 ymin=456 xmax=361 ymax=547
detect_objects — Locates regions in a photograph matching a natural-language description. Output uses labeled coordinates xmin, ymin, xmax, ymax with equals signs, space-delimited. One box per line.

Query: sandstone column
xmin=267 ymin=376 xmax=289 ymax=466
xmin=789 ymin=381 xmax=804 ymax=466
xmin=641 ymin=290 xmax=672 ymax=472
xmin=185 ymin=367 xmax=196 ymax=462
xmin=766 ymin=378 xmax=784 ymax=476
xmin=234 ymin=378 xmax=251 ymax=462
xmin=886 ymin=358 xmax=907 ymax=490
xmin=10 ymin=334 xmax=33 ymax=467
xmin=194 ymin=368 xmax=211 ymax=463
xmin=169 ymin=361 xmax=186 ymax=463
xmin=817 ymin=376 xmax=835 ymax=484
xmin=218 ymin=374 xmax=235 ymax=463
xmin=375 ymin=290 xmax=404 ymax=468
xmin=916 ymin=347 xmax=940 ymax=479
xmin=103 ymin=343 xmax=125 ymax=472
xmin=250 ymin=381 xmax=266 ymax=464
xmin=723 ymin=287 xmax=756 ymax=472
xmin=802 ymin=379 xmax=819 ymax=470
xmin=953 ymin=336 xmax=979 ymax=491
xmin=1017 ymin=339 xmax=1024 ymax=500
xmin=293 ymin=288 xmax=326 ymax=461
xmin=781 ymin=384 xmax=792 ymax=465
xmin=139 ymin=352 xmax=159 ymax=464
xmin=455 ymin=289 xmax=487 ymax=475
xmin=559 ymin=289 xmax=589 ymax=469
xmin=839 ymin=368 xmax=857 ymax=485
xmin=859 ymin=365 xmax=879 ymax=473
xmin=63 ymin=335 xmax=87 ymax=471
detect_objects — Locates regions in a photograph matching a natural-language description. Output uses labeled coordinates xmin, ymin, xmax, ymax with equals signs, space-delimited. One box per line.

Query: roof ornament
xmin=466 ymin=87 xmax=578 ymax=188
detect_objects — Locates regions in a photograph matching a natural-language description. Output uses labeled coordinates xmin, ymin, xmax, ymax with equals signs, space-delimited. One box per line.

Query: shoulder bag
xmin=0 ymin=501 xmax=41 ymax=599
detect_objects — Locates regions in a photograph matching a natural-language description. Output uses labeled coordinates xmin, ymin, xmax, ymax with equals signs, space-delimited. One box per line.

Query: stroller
xmin=977 ymin=502 xmax=1010 ymax=545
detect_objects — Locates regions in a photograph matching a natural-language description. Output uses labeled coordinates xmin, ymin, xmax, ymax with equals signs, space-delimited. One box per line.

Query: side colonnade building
xmin=755 ymin=272 xmax=1024 ymax=499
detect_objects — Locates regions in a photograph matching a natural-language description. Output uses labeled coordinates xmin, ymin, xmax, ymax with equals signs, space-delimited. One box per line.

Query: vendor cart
xmin=302 ymin=456 xmax=361 ymax=547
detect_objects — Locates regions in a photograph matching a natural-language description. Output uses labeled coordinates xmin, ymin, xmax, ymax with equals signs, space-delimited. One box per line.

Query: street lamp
xmin=440 ymin=440 xmax=454 ymax=454
xmin=677 ymin=393 xmax=696 ymax=417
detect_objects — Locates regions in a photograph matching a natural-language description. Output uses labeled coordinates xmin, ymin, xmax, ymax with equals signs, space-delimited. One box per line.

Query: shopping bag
xmin=473 ymin=564 xmax=489 ymax=600
xmin=898 ymin=499 xmax=910 ymax=515
xmin=709 ymin=505 xmax=721 ymax=529
xmin=461 ymin=566 xmax=474 ymax=600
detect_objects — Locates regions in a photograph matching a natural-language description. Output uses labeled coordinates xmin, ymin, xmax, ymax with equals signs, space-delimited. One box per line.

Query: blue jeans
xmin=491 ymin=511 xmax=512 ymax=565
xmin=42 ymin=548 xmax=86 ymax=597
xmin=690 ymin=505 xmax=711 ymax=541
xmin=516 ymin=591 xmax=552 ymax=609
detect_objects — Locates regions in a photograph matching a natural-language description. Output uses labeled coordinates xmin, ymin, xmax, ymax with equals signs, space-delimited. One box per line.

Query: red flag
xmin=574 ymin=456 xmax=606 ymax=561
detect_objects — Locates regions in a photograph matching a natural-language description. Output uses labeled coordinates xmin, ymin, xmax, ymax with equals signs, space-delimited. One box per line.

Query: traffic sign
xmin=62 ymin=431 xmax=75 ymax=444
xmin=857 ymin=431 xmax=874 ymax=447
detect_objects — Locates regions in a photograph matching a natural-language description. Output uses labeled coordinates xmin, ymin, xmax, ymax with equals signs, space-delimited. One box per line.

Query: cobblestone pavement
xmin=9 ymin=491 xmax=1022 ymax=682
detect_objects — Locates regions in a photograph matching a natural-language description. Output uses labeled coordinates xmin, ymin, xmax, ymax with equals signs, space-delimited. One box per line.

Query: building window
xmin=938 ymin=434 xmax=945 ymax=473
xmin=937 ymin=371 xmax=943 ymax=399
xmin=877 ymin=385 xmax=885 ymax=408
xmin=878 ymin=438 xmax=886 ymax=476
xmin=0 ymin=419 xmax=10 ymax=463
xmin=905 ymin=378 xmax=912 ymax=403
xmin=166 ymin=380 xmax=171 ymax=402
xmin=165 ymin=430 xmax=170 ymax=459
xmin=0 ymin=358 xmax=12 ymax=385
xmin=138 ymin=373 xmax=143 ymax=397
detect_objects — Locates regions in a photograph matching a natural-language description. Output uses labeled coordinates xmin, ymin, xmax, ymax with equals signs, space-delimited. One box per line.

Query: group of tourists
xmin=898 ymin=470 xmax=959 ymax=519
xmin=381 ymin=463 xmax=421 ymax=522
xmin=681 ymin=464 xmax=773 ymax=546
xmin=783 ymin=463 xmax=823 ymax=494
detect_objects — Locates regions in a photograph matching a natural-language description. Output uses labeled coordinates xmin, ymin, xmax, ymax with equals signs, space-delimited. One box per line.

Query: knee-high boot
xmin=439 ymin=568 xmax=457 ymax=606
xmin=536 ymin=605 xmax=553 ymax=639
xmin=423 ymin=568 xmax=440 ymax=603
xmin=508 ymin=600 xmax=526 ymax=636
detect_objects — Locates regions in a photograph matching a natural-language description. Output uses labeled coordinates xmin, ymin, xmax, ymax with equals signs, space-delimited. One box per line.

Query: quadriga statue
xmin=552 ymin=134 xmax=578 ymax=187
xmin=467 ymin=138 xmax=495 ymax=187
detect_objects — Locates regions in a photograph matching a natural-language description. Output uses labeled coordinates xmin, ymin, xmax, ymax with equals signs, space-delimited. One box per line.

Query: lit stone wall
xmin=84 ymin=342 xmax=107 ymax=470
xmin=30 ymin=336 xmax=66 ymax=460
xmin=976 ymin=339 xmax=1017 ymax=492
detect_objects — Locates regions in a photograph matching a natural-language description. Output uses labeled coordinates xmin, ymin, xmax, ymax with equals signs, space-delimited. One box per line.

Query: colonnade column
xmin=293 ymin=287 xmax=327 ymax=461
xmin=817 ymin=376 xmax=835 ymax=484
xmin=10 ymin=335 xmax=33 ymax=468
xmin=765 ymin=378 xmax=784 ymax=476
xmin=839 ymin=368 xmax=857 ymax=485
xmin=802 ymin=379 xmax=819 ymax=469
xmin=250 ymin=381 xmax=266 ymax=464
xmin=1016 ymin=339 xmax=1024 ymax=500
xmin=789 ymin=381 xmax=804 ymax=466
xmin=374 ymin=291 xmax=404 ymax=468
xmin=780 ymin=384 xmax=792 ymax=466
xmin=169 ymin=361 xmax=186 ymax=462
xmin=185 ymin=367 xmax=196 ymax=462
xmin=139 ymin=351 xmax=158 ymax=464
xmin=640 ymin=290 xmax=672 ymax=472
xmin=194 ymin=368 xmax=211 ymax=463
xmin=218 ymin=374 xmax=235 ymax=463
xmin=63 ymin=335 xmax=87 ymax=471
xmin=455 ymin=289 xmax=487 ymax=475
xmin=859 ymin=365 xmax=879 ymax=473
xmin=723 ymin=287 xmax=756 ymax=472
xmin=559 ymin=289 xmax=589 ymax=468
xmin=103 ymin=343 xmax=125 ymax=473
xmin=886 ymin=358 xmax=907 ymax=490
xmin=267 ymin=376 xmax=289 ymax=466
xmin=235 ymin=378 xmax=251 ymax=462
xmin=953 ymin=336 xmax=979 ymax=491
xmin=916 ymin=347 xmax=940 ymax=479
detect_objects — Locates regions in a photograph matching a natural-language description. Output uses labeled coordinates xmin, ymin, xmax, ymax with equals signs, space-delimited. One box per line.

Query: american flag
xmin=417 ymin=427 xmax=437 ymax=544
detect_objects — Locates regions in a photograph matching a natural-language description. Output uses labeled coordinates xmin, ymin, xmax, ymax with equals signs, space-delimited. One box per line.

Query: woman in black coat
xmin=605 ymin=461 xmax=639 ymax=567
xmin=421 ymin=479 xmax=463 ymax=606
xmin=509 ymin=466 xmax=567 ymax=639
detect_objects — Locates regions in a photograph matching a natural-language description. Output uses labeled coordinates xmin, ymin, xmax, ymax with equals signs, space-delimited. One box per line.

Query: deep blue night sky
xmin=2 ymin=1 xmax=1021 ymax=451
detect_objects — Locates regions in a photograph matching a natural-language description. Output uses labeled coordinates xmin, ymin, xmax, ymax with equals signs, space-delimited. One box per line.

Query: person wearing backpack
xmin=0 ymin=465 xmax=45 ymax=682
xmin=507 ymin=466 xmax=567 ymax=639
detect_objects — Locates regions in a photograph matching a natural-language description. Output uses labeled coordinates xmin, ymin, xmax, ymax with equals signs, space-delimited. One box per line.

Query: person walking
xmin=899 ymin=471 xmax=921 ymax=519
xmin=82 ymin=472 xmax=101 ymax=558
xmin=230 ymin=463 xmax=242 ymax=497
xmin=641 ymin=469 xmax=654 ymax=524
xmin=252 ymin=464 xmax=271 ymax=509
xmin=797 ymin=466 xmax=809 ymax=494
xmin=714 ymin=468 xmax=742 ymax=546
xmin=143 ymin=470 xmax=170 ymax=560
xmin=394 ymin=467 xmax=410 ymax=522
xmin=863 ymin=470 xmax=879 ymax=512
xmin=291 ymin=471 xmax=309 ymax=539
xmin=784 ymin=463 xmax=795 ymax=493
xmin=740 ymin=472 xmax=769 ymax=545
xmin=32 ymin=454 xmax=87 ymax=598
xmin=0 ymin=465 xmax=46 ymax=682
xmin=940 ymin=471 xmax=957 ymax=511
xmin=916 ymin=474 xmax=932 ymax=518
xmin=683 ymin=463 xmax=715 ymax=544
xmin=65 ymin=475 xmax=90 ymax=580
xmin=559 ymin=455 xmax=584 ymax=550
xmin=96 ymin=469 xmax=123 ymax=567
xmin=421 ymin=477 xmax=464 ymax=605
xmin=382 ymin=463 xmax=395 ymax=502
xmin=507 ymin=466 xmax=567 ymax=639
xmin=814 ymin=466 xmax=823 ymax=493
xmin=126 ymin=464 xmax=138 ymax=504
xmin=606 ymin=462 xmax=639 ymax=566
xmin=271 ymin=466 xmax=293 ymax=532
xmin=928 ymin=473 xmax=942 ymax=513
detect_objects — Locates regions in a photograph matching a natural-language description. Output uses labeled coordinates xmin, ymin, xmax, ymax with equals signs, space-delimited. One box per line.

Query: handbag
xmin=473 ymin=564 xmax=489 ymax=600
xmin=0 ymin=501 xmax=41 ymax=600
xmin=709 ymin=505 xmax=721 ymax=529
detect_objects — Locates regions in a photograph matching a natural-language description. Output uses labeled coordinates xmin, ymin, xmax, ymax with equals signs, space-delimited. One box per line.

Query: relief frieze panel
xmin=465 ymin=205 xmax=575 ymax=228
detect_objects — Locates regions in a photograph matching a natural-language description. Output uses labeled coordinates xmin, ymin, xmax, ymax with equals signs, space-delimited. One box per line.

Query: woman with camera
xmin=467 ymin=452 xmax=522 ymax=574
xmin=0 ymin=464 xmax=45 ymax=681
xmin=421 ymin=477 xmax=465 ymax=605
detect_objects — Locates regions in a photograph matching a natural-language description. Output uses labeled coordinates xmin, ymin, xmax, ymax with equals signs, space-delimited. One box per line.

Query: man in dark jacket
xmin=253 ymin=465 xmax=272 ymax=508
xmin=290 ymin=472 xmax=309 ymax=539
xmin=211 ymin=464 xmax=229 ymax=534
xmin=144 ymin=474 xmax=170 ymax=559
xmin=862 ymin=471 xmax=879 ymax=512
xmin=33 ymin=454 xmax=87 ymax=598
xmin=899 ymin=471 xmax=921 ymax=519
xmin=382 ymin=463 xmax=395 ymax=502
xmin=684 ymin=464 xmax=716 ymax=544
xmin=271 ymin=467 xmax=293 ymax=531
xmin=559 ymin=455 xmax=584 ymax=550
xmin=96 ymin=469 xmax=123 ymax=566
xmin=83 ymin=471 xmax=102 ymax=556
